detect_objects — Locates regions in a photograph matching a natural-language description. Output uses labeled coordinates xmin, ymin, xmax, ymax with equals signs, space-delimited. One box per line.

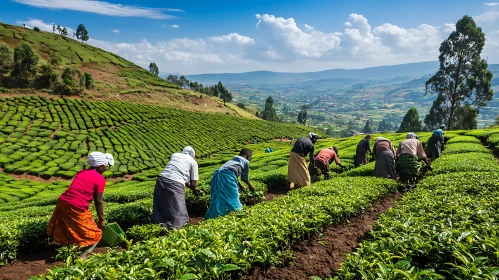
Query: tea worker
xmin=396 ymin=133 xmax=429 ymax=177
xmin=311 ymin=146 xmax=345 ymax=180
xmin=354 ymin=134 xmax=372 ymax=167
xmin=288 ymin=133 xmax=319 ymax=188
xmin=152 ymin=146 xmax=200 ymax=229
xmin=205 ymin=148 xmax=255 ymax=219
xmin=426 ymin=125 xmax=445 ymax=161
xmin=373 ymin=137 xmax=396 ymax=179
xmin=46 ymin=152 xmax=114 ymax=248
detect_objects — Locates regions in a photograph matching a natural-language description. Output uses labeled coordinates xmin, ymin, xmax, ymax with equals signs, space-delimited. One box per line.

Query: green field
xmin=1 ymin=120 xmax=499 ymax=279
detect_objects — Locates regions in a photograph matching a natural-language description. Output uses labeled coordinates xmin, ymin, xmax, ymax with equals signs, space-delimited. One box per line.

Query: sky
xmin=2 ymin=0 xmax=499 ymax=75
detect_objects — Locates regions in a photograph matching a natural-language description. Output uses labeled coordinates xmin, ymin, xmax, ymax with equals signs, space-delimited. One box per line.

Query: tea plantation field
xmin=2 ymin=104 xmax=499 ymax=279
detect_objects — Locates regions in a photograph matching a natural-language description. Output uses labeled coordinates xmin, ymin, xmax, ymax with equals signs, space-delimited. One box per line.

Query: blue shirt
xmin=220 ymin=156 xmax=250 ymax=181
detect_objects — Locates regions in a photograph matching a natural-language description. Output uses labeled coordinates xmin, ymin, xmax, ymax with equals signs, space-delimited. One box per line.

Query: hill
xmin=0 ymin=23 xmax=253 ymax=118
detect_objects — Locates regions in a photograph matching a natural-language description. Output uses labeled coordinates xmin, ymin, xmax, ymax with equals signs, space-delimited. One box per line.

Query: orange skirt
xmin=46 ymin=199 xmax=102 ymax=247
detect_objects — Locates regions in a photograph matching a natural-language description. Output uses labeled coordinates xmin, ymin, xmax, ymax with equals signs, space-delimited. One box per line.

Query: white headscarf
xmin=308 ymin=133 xmax=319 ymax=140
xmin=88 ymin=152 xmax=114 ymax=167
xmin=406 ymin=132 xmax=416 ymax=139
xmin=182 ymin=146 xmax=195 ymax=159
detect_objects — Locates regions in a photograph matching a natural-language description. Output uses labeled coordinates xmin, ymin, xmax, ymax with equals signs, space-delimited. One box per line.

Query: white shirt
xmin=159 ymin=153 xmax=199 ymax=184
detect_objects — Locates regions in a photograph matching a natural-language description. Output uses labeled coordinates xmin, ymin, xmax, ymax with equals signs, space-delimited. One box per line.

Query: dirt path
xmin=243 ymin=192 xmax=401 ymax=280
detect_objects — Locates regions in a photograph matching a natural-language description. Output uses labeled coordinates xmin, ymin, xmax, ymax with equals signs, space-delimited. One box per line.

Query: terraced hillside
xmin=0 ymin=23 xmax=253 ymax=117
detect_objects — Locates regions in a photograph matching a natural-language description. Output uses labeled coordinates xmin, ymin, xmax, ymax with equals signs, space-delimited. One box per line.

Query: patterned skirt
xmin=396 ymin=153 xmax=420 ymax=176
xmin=46 ymin=199 xmax=102 ymax=247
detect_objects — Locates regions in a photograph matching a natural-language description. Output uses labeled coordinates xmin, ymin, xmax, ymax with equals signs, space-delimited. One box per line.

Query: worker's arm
xmin=243 ymin=180 xmax=256 ymax=192
xmin=93 ymin=192 xmax=105 ymax=229
xmin=238 ymin=181 xmax=246 ymax=192
xmin=309 ymin=153 xmax=316 ymax=168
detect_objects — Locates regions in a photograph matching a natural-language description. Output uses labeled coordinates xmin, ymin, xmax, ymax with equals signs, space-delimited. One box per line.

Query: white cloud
xmin=111 ymin=29 xmax=120 ymax=33
xmin=13 ymin=0 xmax=178 ymax=19
xmin=255 ymin=14 xmax=340 ymax=58
xmin=485 ymin=2 xmax=499 ymax=7
xmin=171 ymin=25 xmax=180 ymax=29
xmin=209 ymin=33 xmax=255 ymax=45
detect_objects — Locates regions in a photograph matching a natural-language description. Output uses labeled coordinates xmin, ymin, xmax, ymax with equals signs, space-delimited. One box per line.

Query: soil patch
xmin=264 ymin=188 xmax=289 ymax=201
xmin=0 ymin=243 xmax=110 ymax=280
xmin=244 ymin=192 xmax=401 ymax=280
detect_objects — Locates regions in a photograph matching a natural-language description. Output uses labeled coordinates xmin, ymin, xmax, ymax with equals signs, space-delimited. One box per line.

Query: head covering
xmin=406 ymin=132 xmax=416 ymax=139
xmin=182 ymin=146 xmax=195 ymax=159
xmin=433 ymin=129 xmax=444 ymax=137
xmin=88 ymin=152 xmax=114 ymax=167
xmin=376 ymin=137 xmax=389 ymax=143
xmin=439 ymin=124 xmax=445 ymax=129
xmin=365 ymin=134 xmax=372 ymax=139
xmin=308 ymin=133 xmax=319 ymax=140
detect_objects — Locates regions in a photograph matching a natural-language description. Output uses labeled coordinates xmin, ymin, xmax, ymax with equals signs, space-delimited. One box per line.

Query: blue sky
xmin=3 ymin=0 xmax=499 ymax=74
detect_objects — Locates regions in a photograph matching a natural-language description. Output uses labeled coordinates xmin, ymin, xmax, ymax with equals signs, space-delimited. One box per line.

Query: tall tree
xmin=56 ymin=24 xmax=61 ymax=34
xmin=61 ymin=27 xmax=69 ymax=36
xmin=180 ymin=75 xmax=189 ymax=88
xmin=362 ymin=120 xmax=373 ymax=134
xmin=217 ymin=81 xmax=232 ymax=105
xmin=0 ymin=43 xmax=13 ymax=68
xmin=11 ymin=43 xmax=39 ymax=87
xmin=297 ymin=105 xmax=308 ymax=125
xmin=75 ymin=24 xmax=89 ymax=42
xmin=148 ymin=62 xmax=159 ymax=76
xmin=262 ymin=96 xmax=278 ymax=122
xmin=452 ymin=104 xmax=478 ymax=130
xmin=424 ymin=15 xmax=493 ymax=130
xmin=398 ymin=107 xmax=422 ymax=132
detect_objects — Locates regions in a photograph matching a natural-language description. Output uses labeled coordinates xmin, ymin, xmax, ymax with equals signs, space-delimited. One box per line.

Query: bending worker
xmin=311 ymin=146 xmax=345 ymax=179
xmin=152 ymin=146 xmax=200 ymax=230
xmin=396 ymin=133 xmax=431 ymax=183
xmin=46 ymin=152 xmax=114 ymax=255
xmin=288 ymin=133 xmax=319 ymax=188
xmin=426 ymin=125 xmax=445 ymax=161
xmin=373 ymin=137 xmax=396 ymax=179
xmin=205 ymin=148 xmax=255 ymax=219
xmin=354 ymin=135 xmax=372 ymax=167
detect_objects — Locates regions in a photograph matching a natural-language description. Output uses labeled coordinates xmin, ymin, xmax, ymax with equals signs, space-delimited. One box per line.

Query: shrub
xmin=33 ymin=27 xmax=41 ymax=32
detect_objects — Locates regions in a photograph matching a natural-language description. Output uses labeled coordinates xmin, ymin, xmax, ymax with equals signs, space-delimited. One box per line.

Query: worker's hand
xmin=193 ymin=189 xmax=204 ymax=196
xmin=97 ymin=219 xmax=106 ymax=229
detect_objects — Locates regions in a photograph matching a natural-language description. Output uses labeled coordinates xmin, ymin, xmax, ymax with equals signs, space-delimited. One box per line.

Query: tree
xmin=262 ymin=96 xmax=278 ymax=122
xmin=84 ymin=72 xmax=93 ymax=89
xmin=297 ymin=105 xmax=307 ymax=125
xmin=236 ymin=103 xmax=245 ymax=109
xmin=397 ymin=107 xmax=422 ymax=132
xmin=0 ymin=44 xmax=13 ymax=68
xmin=378 ymin=119 xmax=392 ymax=132
xmin=452 ymin=104 xmax=478 ymax=130
xmin=148 ymin=62 xmax=159 ymax=76
xmin=37 ymin=64 xmax=59 ymax=89
xmin=282 ymin=104 xmax=290 ymax=116
xmin=11 ymin=43 xmax=39 ymax=87
xmin=218 ymin=81 xmax=232 ymax=105
xmin=180 ymin=75 xmax=189 ymax=88
xmin=61 ymin=27 xmax=68 ymax=36
xmin=56 ymin=24 xmax=61 ymax=34
xmin=75 ymin=24 xmax=89 ymax=42
xmin=61 ymin=67 xmax=78 ymax=87
xmin=362 ymin=120 xmax=373 ymax=134
xmin=34 ymin=27 xmax=41 ymax=32
xmin=166 ymin=75 xmax=182 ymax=87
xmin=424 ymin=16 xmax=493 ymax=130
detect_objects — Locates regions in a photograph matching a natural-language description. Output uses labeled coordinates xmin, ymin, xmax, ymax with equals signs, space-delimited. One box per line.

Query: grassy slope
xmin=0 ymin=23 xmax=256 ymax=118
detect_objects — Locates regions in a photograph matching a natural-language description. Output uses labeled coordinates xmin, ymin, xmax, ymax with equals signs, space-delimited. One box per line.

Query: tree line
xmin=0 ymin=43 xmax=93 ymax=97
